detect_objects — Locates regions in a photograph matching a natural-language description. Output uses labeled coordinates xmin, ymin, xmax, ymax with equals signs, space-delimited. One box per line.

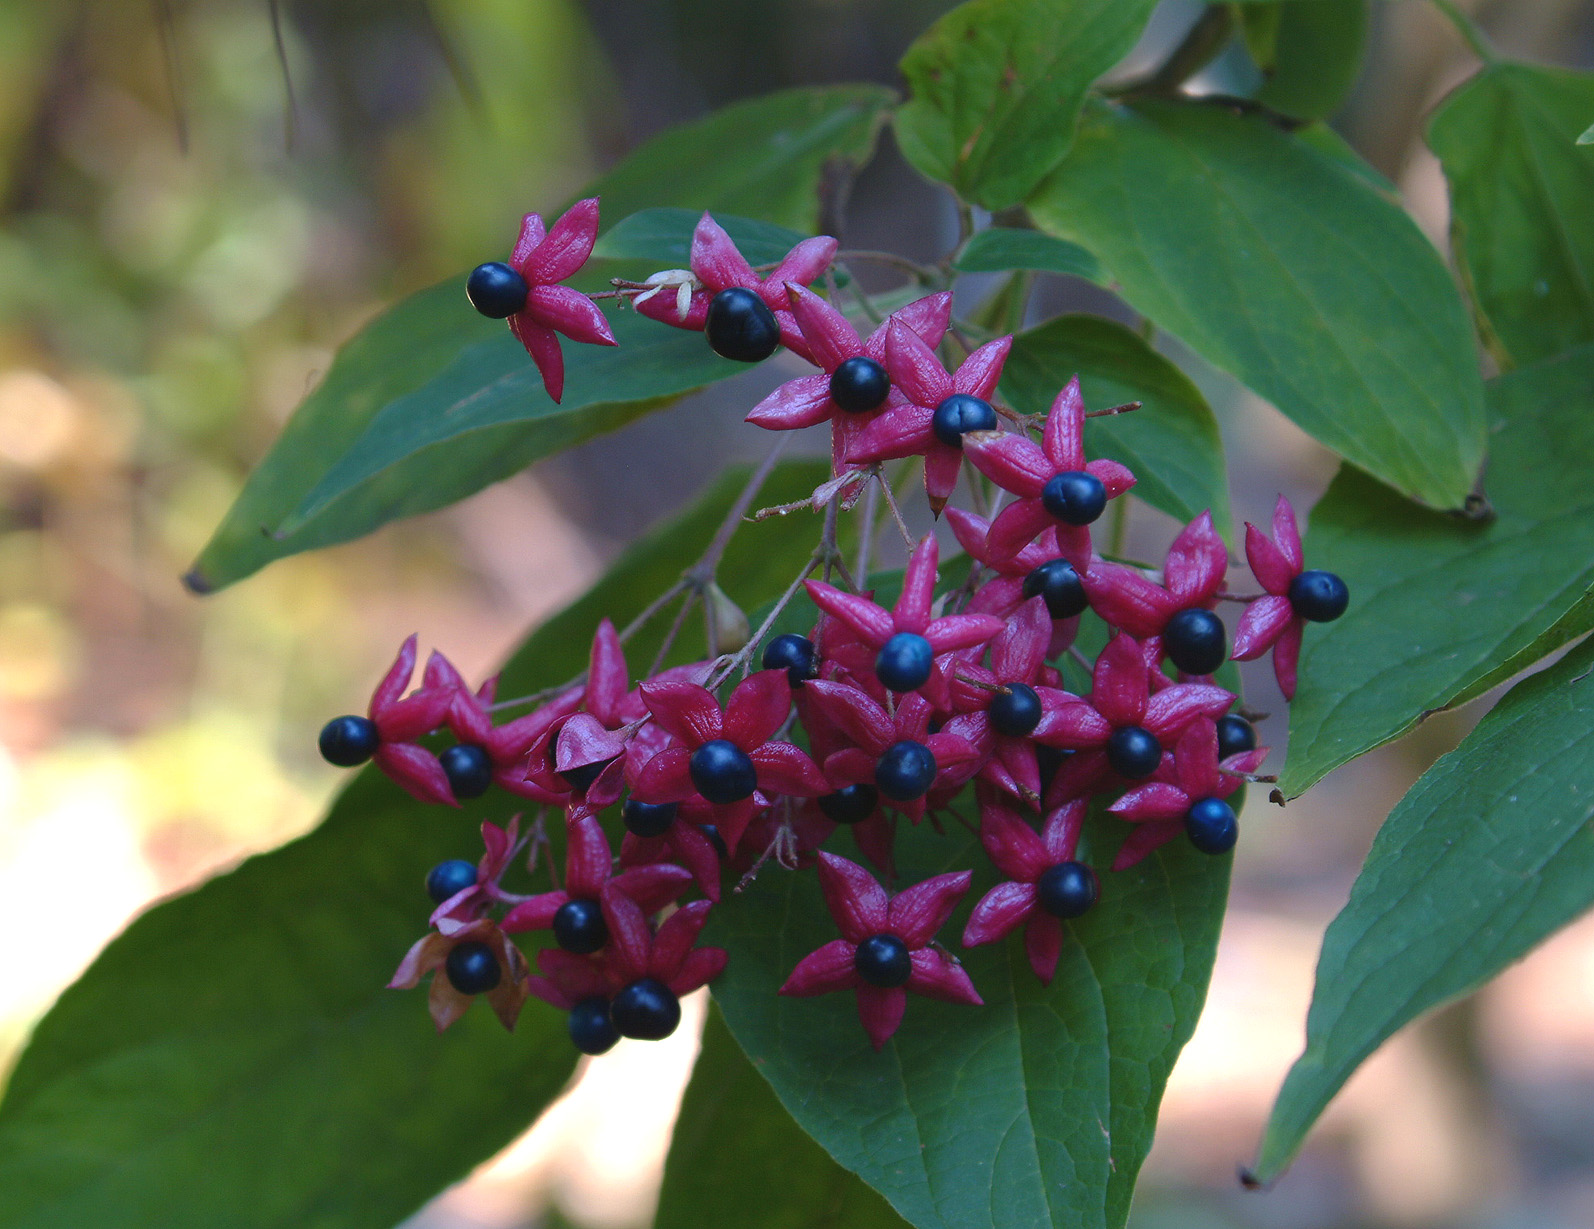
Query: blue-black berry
xmin=1215 ymin=714 xmax=1256 ymax=760
xmin=569 ymin=996 xmax=620 ymax=1055
xmin=875 ymin=631 xmax=934 ymax=693
xmin=1040 ymin=471 xmax=1107 ymax=526
xmin=705 ymin=287 xmax=779 ymax=362
xmin=931 ymin=393 xmax=998 ymax=448
xmin=558 ymin=755 xmax=614 ymax=793
xmin=1288 ymin=570 xmax=1349 ymax=622
xmin=623 ymin=798 xmax=678 ymax=839
xmin=1022 ymin=559 xmax=1087 ymax=620
xmin=1036 ymin=861 xmax=1098 ymax=919
xmin=426 ymin=859 xmax=478 ymax=904
xmin=441 ymin=744 xmax=493 ymax=799
xmin=689 ymin=739 xmax=757 ymax=804
xmin=1164 ymin=608 xmax=1226 ymax=676
xmin=1186 ymin=797 xmax=1238 ymax=854
xmin=854 ymin=934 xmax=912 ymax=988
xmin=819 ymin=783 xmax=879 ymax=825
xmin=444 ymin=941 xmax=501 ymax=995
xmin=989 ymin=683 xmax=1043 ymax=737
xmin=875 ymin=740 xmax=937 ymax=801
xmin=466 ymin=262 xmax=528 ymax=318
xmin=1105 ymin=726 xmax=1161 ymax=779
xmin=319 ymin=715 xmax=379 ymax=767
xmin=552 ymin=898 xmax=609 ymax=954
xmin=762 ymin=633 xmax=818 ymax=687
xmin=611 ymin=977 xmax=682 ymax=1040
xmin=829 ymin=356 xmax=890 ymax=412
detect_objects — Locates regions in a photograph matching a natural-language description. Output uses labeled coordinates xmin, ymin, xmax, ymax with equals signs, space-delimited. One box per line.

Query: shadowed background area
xmin=1 ymin=1 xmax=1592 ymax=1227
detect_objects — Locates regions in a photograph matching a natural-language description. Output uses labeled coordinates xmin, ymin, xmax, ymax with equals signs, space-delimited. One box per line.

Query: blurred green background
xmin=2 ymin=2 xmax=1594 ymax=1228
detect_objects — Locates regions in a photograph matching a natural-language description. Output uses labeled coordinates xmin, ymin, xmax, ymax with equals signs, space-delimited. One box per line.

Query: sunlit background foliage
xmin=2 ymin=2 xmax=1593 ymax=1227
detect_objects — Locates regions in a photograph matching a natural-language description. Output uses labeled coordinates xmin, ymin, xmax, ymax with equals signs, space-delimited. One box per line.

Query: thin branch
xmin=268 ymin=0 xmax=297 ymax=151
xmin=855 ymin=477 xmax=880 ymax=582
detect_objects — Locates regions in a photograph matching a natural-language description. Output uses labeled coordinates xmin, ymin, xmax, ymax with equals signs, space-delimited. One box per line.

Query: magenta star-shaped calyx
xmin=780 ymin=852 xmax=980 ymax=1049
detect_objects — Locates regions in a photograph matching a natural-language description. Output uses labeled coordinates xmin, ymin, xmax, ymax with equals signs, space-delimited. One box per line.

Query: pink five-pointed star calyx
xmin=781 ymin=852 xmax=979 ymax=1048
xmin=963 ymin=376 xmax=1136 ymax=560
xmin=504 ymin=198 xmax=617 ymax=403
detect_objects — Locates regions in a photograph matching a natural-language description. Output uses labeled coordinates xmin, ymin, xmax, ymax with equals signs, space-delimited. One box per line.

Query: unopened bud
xmin=705 ymin=583 xmax=750 ymax=656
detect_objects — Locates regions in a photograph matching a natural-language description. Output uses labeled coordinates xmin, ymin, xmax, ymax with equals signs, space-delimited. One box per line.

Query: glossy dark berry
xmin=441 ymin=744 xmax=493 ymax=799
xmin=700 ymin=823 xmax=730 ymax=860
xmin=1186 ymin=797 xmax=1239 ymax=855
xmin=444 ymin=941 xmax=501 ymax=995
xmin=558 ymin=755 xmax=614 ymax=792
xmin=1022 ymin=559 xmax=1088 ymax=620
xmin=426 ymin=859 xmax=478 ymax=904
xmin=930 ymin=393 xmax=998 ymax=448
xmin=1164 ymin=608 xmax=1227 ymax=676
xmin=611 ymin=977 xmax=682 ymax=1040
xmin=1215 ymin=714 xmax=1256 ymax=760
xmin=1105 ymin=726 xmax=1161 ymax=779
xmin=466 ymin=261 xmax=529 ymax=318
xmin=552 ymin=898 xmax=609 ymax=954
xmin=1036 ymin=861 xmax=1098 ymax=919
xmin=829 ymin=356 xmax=890 ymax=412
xmin=854 ymin=934 xmax=912 ymax=988
xmin=875 ymin=740 xmax=937 ymax=801
xmin=319 ymin=715 xmax=379 ymax=767
xmin=1288 ymin=570 xmax=1349 ymax=622
xmin=762 ymin=633 xmax=818 ymax=686
xmin=623 ymin=798 xmax=678 ymax=839
xmin=568 ymin=996 xmax=620 ymax=1055
xmin=818 ymin=783 xmax=878 ymax=825
xmin=689 ymin=739 xmax=758 ymax=804
xmin=990 ymin=683 xmax=1043 ymax=737
xmin=1040 ymin=470 xmax=1108 ymax=526
xmin=875 ymin=631 xmax=934 ymax=693
xmin=705 ymin=287 xmax=780 ymax=362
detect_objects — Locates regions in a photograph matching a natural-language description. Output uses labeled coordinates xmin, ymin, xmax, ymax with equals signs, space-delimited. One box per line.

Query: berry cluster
xmin=325 ymin=202 xmax=1349 ymax=1053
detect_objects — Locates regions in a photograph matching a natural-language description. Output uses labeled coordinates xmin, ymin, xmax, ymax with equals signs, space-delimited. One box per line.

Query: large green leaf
xmin=710 ymin=806 xmax=1228 ymax=1229
xmin=1428 ymin=62 xmax=1594 ymax=369
xmin=1029 ymin=99 xmax=1487 ymax=510
xmin=591 ymin=208 xmax=808 ymax=267
xmin=894 ymin=0 xmax=1158 ymax=210
xmin=1254 ymin=633 xmax=1594 ymax=1182
xmin=0 ymin=462 xmax=829 ymax=1229
xmin=1000 ymin=314 xmax=1232 ymax=538
xmin=656 ymin=1007 xmax=908 ymax=1229
xmin=186 ymin=85 xmax=893 ymax=593
xmin=1280 ymin=345 xmax=1594 ymax=795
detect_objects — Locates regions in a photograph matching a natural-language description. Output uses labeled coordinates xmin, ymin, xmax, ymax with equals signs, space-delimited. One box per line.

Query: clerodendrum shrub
xmin=3 ymin=3 xmax=1593 ymax=1229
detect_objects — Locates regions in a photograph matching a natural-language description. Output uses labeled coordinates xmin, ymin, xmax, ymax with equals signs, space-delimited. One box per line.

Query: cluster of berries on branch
xmin=321 ymin=199 xmax=1350 ymax=1052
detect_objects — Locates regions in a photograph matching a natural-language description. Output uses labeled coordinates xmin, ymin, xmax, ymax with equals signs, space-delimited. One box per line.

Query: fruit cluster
xmin=323 ymin=201 xmax=1348 ymax=1053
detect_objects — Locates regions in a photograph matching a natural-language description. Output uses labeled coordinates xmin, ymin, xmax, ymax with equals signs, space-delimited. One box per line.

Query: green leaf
xmin=1000 ymin=314 xmax=1232 ymax=538
xmin=1252 ymin=0 xmax=1369 ymax=121
xmin=710 ymin=807 xmax=1228 ymax=1229
xmin=1428 ymin=62 xmax=1594 ymax=368
xmin=656 ymin=1007 xmax=908 ymax=1229
xmin=0 ymin=461 xmax=830 ymax=1229
xmin=953 ymin=228 xmax=1104 ymax=282
xmin=186 ymin=85 xmax=893 ymax=593
xmin=894 ymin=0 xmax=1159 ymax=210
xmin=1254 ymin=634 xmax=1594 ymax=1182
xmin=1280 ymin=345 xmax=1594 ymax=795
xmin=586 ymin=85 xmax=895 ymax=231
xmin=1029 ymin=99 xmax=1487 ymax=510
xmin=591 ymin=208 xmax=809 ymax=267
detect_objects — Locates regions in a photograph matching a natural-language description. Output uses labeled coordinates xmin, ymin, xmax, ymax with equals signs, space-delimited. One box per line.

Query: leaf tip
xmin=181 ymin=567 xmax=214 ymax=596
